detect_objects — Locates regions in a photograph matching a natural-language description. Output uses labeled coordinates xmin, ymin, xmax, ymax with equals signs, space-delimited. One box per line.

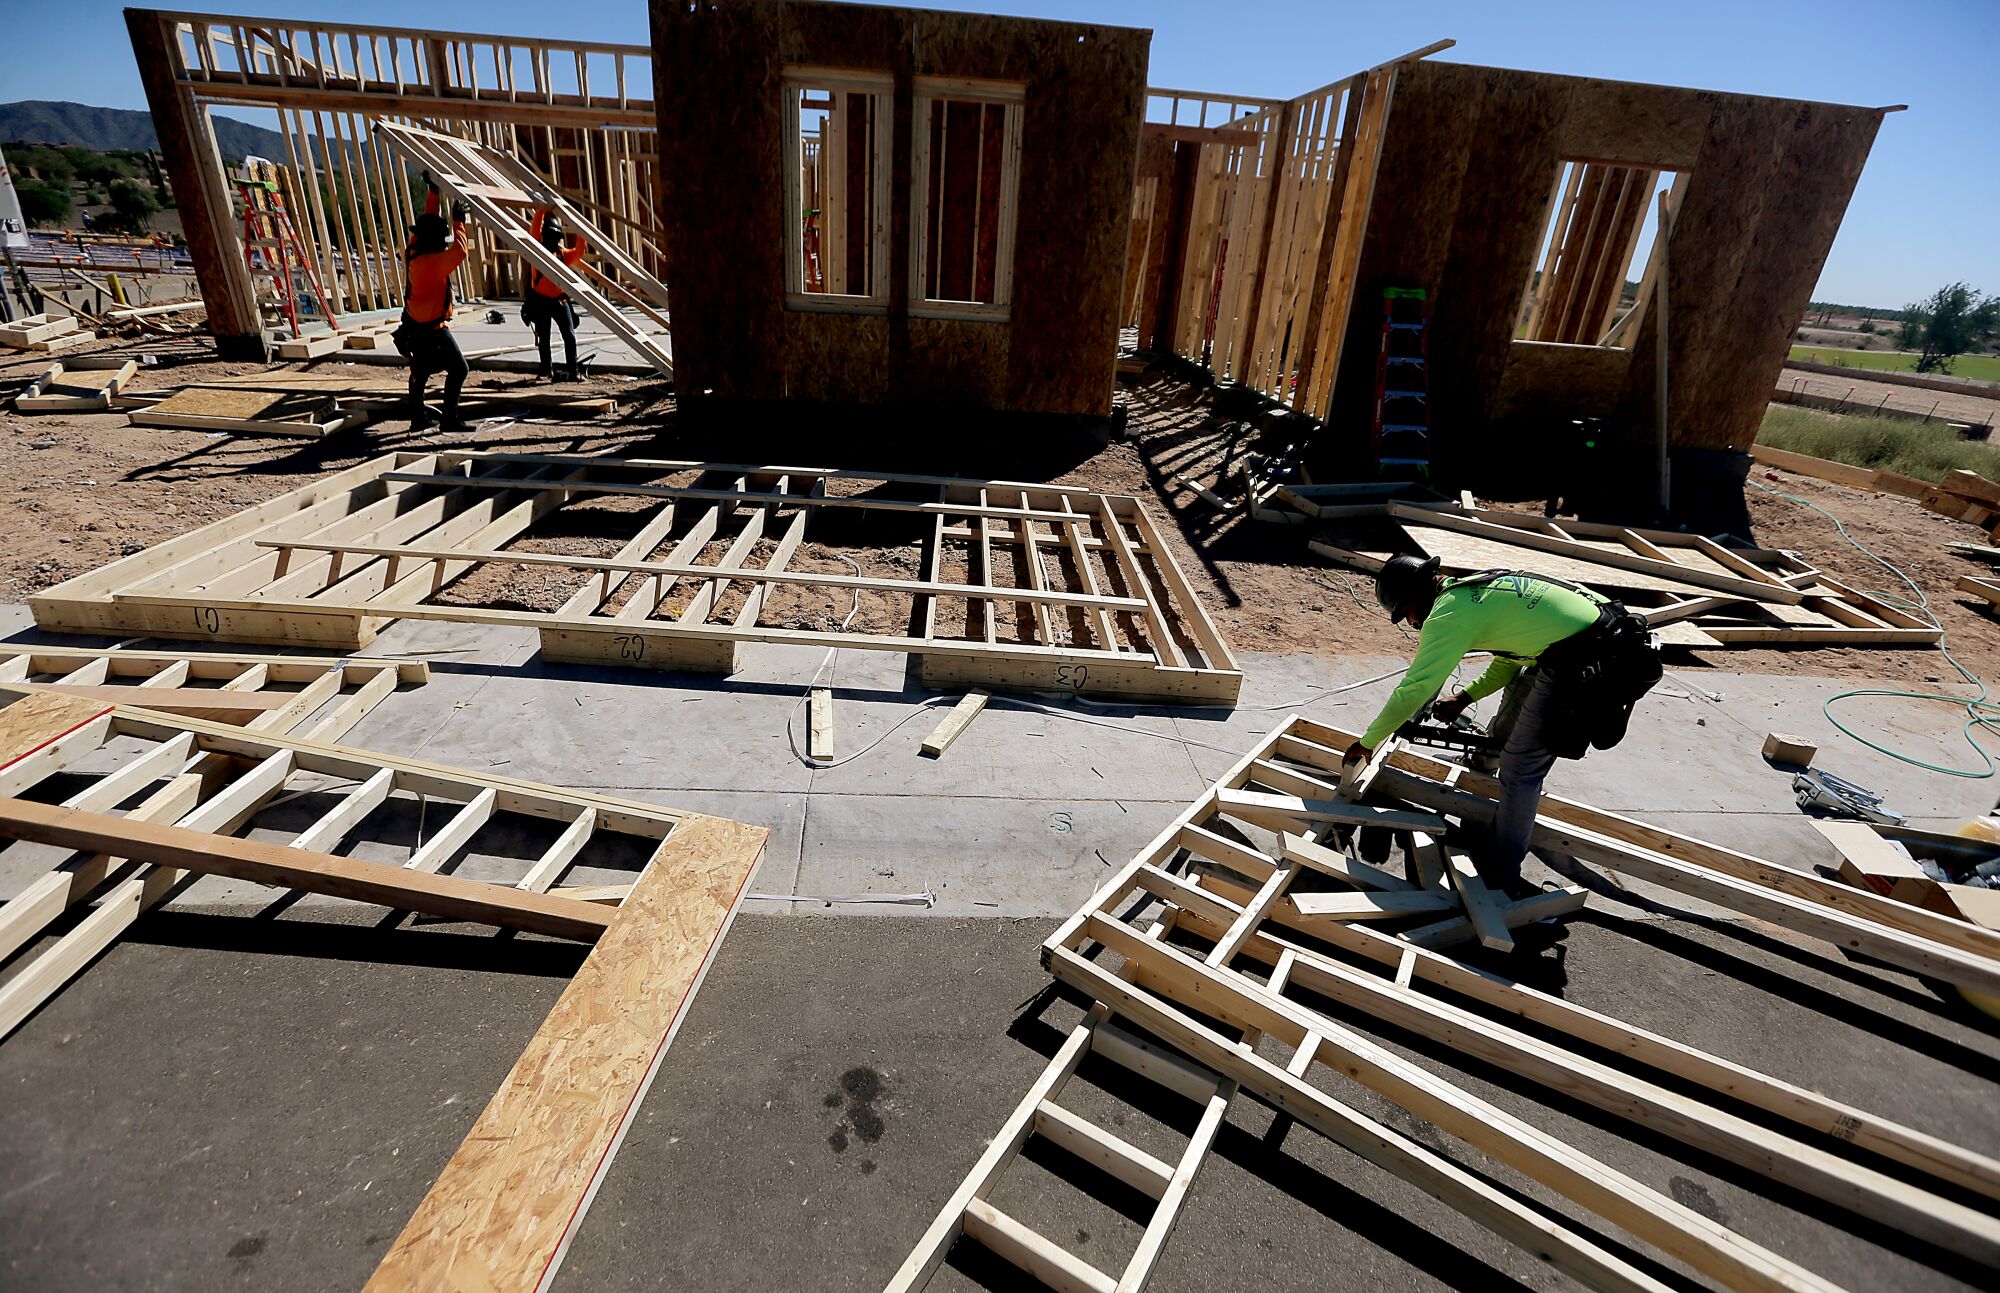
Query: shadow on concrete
xmin=1578 ymin=911 xmax=1997 ymax=1074
xmin=117 ymin=907 xmax=587 ymax=978
xmin=1295 ymin=983 xmax=1998 ymax=1279
xmin=994 ymin=975 xmax=1662 ymax=1292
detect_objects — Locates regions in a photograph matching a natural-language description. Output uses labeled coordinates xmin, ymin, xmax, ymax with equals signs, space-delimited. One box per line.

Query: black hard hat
xmin=1375 ymin=554 xmax=1442 ymax=621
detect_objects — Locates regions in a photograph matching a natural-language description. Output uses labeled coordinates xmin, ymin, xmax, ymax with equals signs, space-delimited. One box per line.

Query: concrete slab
xmin=793 ymin=793 xmax=1179 ymax=917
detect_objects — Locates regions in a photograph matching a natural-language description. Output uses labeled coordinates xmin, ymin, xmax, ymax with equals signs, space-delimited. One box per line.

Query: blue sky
xmin=2 ymin=0 xmax=1992 ymax=307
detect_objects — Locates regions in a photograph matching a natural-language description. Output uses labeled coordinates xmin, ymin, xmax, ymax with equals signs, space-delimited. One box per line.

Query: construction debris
xmin=1309 ymin=502 xmax=1942 ymax=648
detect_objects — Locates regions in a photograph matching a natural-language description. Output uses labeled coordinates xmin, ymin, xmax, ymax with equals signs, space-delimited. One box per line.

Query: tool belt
xmin=391 ymin=312 xmax=446 ymax=358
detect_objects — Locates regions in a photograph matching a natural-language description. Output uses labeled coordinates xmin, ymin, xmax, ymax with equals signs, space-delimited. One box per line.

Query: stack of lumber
xmin=1921 ymin=468 xmax=2000 ymax=533
xmin=1308 ymin=501 xmax=1940 ymax=648
xmin=893 ymin=714 xmax=2000 ymax=1291
xmin=194 ymin=370 xmax=620 ymax=420
xmin=273 ymin=318 xmax=401 ymax=359
xmin=0 ymin=313 xmax=95 ymax=353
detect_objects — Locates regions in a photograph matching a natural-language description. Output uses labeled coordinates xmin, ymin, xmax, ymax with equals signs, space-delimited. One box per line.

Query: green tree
xmin=66 ymin=149 xmax=136 ymax=184
xmin=1901 ymin=283 xmax=2000 ymax=374
xmin=15 ymin=179 xmax=72 ymax=225
xmin=103 ymin=179 xmax=161 ymax=234
xmin=8 ymin=144 xmax=73 ymax=184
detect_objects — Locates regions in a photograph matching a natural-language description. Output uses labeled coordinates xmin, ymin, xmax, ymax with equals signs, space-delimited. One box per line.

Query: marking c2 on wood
xmin=614 ymin=635 xmax=647 ymax=660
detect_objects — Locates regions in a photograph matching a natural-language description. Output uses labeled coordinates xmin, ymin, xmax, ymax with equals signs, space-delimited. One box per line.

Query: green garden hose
xmin=1749 ymin=480 xmax=2000 ymax=778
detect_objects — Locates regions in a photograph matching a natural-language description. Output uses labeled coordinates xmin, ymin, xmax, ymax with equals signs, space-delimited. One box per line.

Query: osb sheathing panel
xmin=783 ymin=312 xmax=892 ymax=404
xmin=1494 ymin=342 xmax=1628 ymax=426
xmin=1325 ymin=59 xmax=1883 ymax=470
xmin=1616 ymin=99 xmax=1882 ymax=452
xmin=906 ymin=318 xmax=1008 ymax=406
xmin=648 ymin=0 xmax=788 ymax=400
xmin=650 ymin=0 xmax=1148 ymax=418
xmin=364 ymin=814 xmax=768 ymax=1293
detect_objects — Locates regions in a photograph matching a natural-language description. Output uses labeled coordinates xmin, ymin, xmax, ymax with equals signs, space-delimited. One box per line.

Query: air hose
xmin=1749 ymin=480 xmax=2000 ymax=778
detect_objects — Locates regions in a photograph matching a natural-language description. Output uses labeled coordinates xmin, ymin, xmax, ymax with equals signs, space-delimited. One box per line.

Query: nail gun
xmin=1395 ymin=703 xmax=1503 ymax=759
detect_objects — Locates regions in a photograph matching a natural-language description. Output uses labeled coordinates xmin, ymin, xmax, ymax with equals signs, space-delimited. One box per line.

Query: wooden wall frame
xmin=783 ymin=67 xmax=894 ymax=314
xmin=127 ymin=8 xmax=665 ymax=356
xmin=29 ymin=451 xmax=1242 ymax=704
xmin=1318 ymin=60 xmax=1895 ymax=468
xmin=0 ymin=690 xmax=769 ymax=1291
xmin=895 ymin=714 xmax=2000 ymax=1288
xmin=0 ymin=645 xmax=427 ymax=742
xmin=374 ymin=120 xmax=676 ymax=376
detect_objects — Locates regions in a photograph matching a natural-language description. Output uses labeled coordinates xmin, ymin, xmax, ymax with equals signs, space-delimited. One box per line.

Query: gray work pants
xmin=1477 ymin=666 xmax=1560 ymax=889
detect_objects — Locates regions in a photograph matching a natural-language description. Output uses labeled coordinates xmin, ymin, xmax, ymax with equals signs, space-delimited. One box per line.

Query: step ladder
xmin=235 ymin=166 xmax=336 ymax=339
xmin=885 ymin=1001 xmax=1235 ymax=1293
xmin=1371 ymin=286 xmax=1432 ymax=483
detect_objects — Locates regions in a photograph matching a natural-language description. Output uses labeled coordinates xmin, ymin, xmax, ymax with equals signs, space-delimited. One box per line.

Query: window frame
xmin=783 ymin=66 xmax=894 ymax=315
xmin=908 ymin=75 xmax=1025 ymax=323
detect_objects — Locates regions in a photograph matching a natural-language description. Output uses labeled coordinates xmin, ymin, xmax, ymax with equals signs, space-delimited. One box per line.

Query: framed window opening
xmin=784 ymin=68 xmax=892 ymax=314
xmin=910 ymin=77 xmax=1025 ymax=322
xmin=1518 ymin=159 xmax=1683 ymax=349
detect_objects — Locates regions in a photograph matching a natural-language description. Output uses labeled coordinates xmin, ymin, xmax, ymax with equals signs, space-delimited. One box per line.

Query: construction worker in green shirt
xmin=1341 ymin=554 xmax=1660 ymax=898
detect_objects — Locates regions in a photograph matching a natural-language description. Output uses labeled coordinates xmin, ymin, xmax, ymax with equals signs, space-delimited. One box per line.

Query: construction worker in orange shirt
xmin=391 ymin=172 xmax=471 ymax=432
xmin=524 ymin=207 xmax=587 ymax=382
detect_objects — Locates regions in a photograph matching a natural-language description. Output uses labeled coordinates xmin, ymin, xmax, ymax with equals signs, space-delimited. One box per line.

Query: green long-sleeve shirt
xmin=1360 ymin=572 xmax=1608 ymax=748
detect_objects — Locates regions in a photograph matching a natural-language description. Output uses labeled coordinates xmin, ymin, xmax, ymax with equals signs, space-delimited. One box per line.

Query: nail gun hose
xmin=1750 ymin=480 xmax=2000 ymax=778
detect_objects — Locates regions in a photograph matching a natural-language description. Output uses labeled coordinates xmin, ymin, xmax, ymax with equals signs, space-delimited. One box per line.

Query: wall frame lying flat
xmin=0 ymin=689 xmax=768 ymax=1291
xmin=895 ymin=714 xmax=2000 ymax=1289
xmin=0 ymin=644 xmax=427 ymax=742
xmin=31 ymin=451 xmax=1242 ymax=703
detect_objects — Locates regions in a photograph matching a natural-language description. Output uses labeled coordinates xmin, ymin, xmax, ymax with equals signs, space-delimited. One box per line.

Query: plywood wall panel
xmin=651 ymin=0 xmax=1147 ymax=420
xmin=648 ymin=0 xmax=789 ymax=400
xmin=1429 ymin=72 xmax=1569 ymax=448
xmin=1306 ymin=58 xmax=1887 ymax=482
xmin=1323 ymin=60 xmax=1482 ymax=445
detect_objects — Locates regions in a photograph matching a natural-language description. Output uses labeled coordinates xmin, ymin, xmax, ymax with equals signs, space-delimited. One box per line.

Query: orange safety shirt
xmin=404 ymin=191 xmax=468 ymax=325
xmin=527 ymin=208 xmax=587 ymax=299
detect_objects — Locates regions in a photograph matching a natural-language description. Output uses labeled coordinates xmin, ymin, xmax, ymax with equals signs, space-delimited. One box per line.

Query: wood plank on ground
xmin=922 ymin=690 xmax=991 ymax=757
xmin=363 ymin=814 xmax=767 ymax=1293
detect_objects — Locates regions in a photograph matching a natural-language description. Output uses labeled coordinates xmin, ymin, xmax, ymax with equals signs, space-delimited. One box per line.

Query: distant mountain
xmin=0 ymin=100 xmax=285 ymax=161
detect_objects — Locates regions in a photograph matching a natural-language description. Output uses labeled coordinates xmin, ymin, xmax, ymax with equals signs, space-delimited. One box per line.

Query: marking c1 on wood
xmin=193 ymin=607 xmax=221 ymax=634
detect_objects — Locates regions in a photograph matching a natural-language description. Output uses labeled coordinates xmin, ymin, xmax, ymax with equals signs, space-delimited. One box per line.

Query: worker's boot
xmin=538 ymin=363 xmax=556 ymax=384
xmin=437 ymin=403 xmax=474 ymax=435
xmin=565 ymin=362 xmax=582 ymax=383
xmin=407 ymin=402 xmax=437 ymax=431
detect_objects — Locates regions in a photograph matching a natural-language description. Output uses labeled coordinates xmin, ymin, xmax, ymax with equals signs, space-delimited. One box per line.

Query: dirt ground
xmin=1780 ymin=365 xmax=2000 ymax=427
xmin=3 ymin=333 xmax=1998 ymax=690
